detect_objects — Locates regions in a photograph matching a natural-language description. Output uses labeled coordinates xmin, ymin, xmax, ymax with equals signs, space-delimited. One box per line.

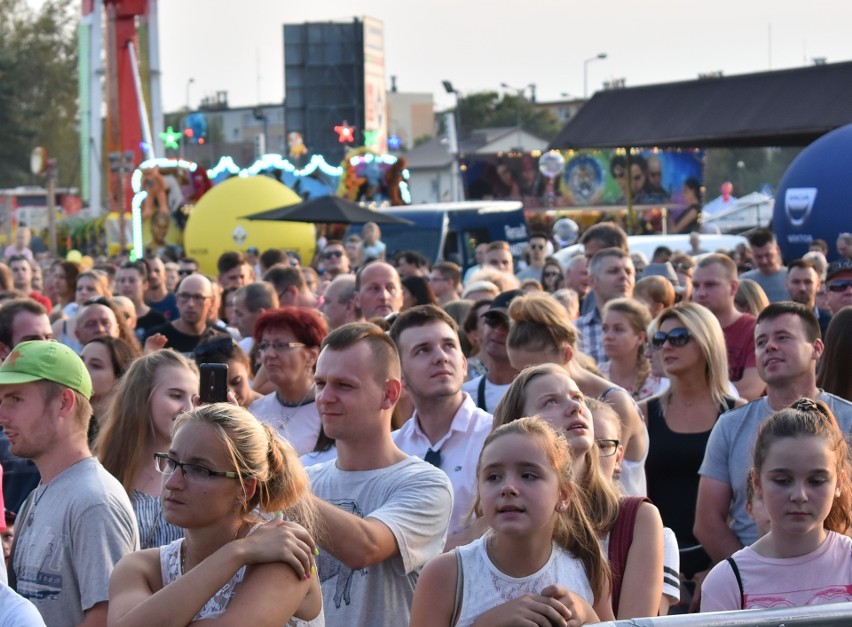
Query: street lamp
xmin=185 ymin=77 xmax=195 ymax=112
xmin=442 ymin=80 xmax=464 ymax=202
xmin=500 ymin=82 xmax=534 ymax=150
xmin=583 ymin=53 xmax=607 ymax=99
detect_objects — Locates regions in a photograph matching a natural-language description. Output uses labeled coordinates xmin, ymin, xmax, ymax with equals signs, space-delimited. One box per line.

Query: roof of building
xmin=549 ymin=61 xmax=852 ymax=149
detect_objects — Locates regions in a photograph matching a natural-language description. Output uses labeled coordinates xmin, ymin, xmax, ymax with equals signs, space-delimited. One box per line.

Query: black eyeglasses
xmin=153 ymin=453 xmax=239 ymax=481
xmin=651 ymin=327 xmax=691 ymax=350
xmin=323 ymin=251 xmax=344 ymax=260
xmin=194 ymin=336 xmax=237 ymax=361
xmin=177 ymin=292 xmax=210 ymax=303
xmin=178 ymin=269 xmax=196 ymax=276
xmin=827 ymin=279 xmax=852 ymax=293
xmin=543 ymin=271 xmax=560 ymax=278
xmin=482 ymin=312 xmax=508 ymax=329
xmin=595 ymin=439 xmax=620 ymax=457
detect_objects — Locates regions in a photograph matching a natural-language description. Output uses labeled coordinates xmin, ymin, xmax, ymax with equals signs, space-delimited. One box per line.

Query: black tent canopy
xmin=549 ymin=61 xmax=852 ymax=149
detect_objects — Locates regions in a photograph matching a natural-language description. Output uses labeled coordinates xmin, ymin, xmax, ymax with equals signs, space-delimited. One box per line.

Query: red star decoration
xmin=334 ymin=122 xmax=356 ymax=143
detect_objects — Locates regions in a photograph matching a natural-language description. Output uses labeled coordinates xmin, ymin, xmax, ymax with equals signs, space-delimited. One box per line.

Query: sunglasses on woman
xmin=651 ymin=327 xmax=691 ymax=350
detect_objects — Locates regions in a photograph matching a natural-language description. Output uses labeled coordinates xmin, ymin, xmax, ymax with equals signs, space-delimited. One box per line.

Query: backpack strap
xmin=451 ymin=549 xmax=464 ymax=626
xmin=607 ymin=496 xmax=649 ymax=616
xmin=726 ymin=556 xmax=744 ymax=609
xmin=476 ymin=376 xmax=488 ymax=411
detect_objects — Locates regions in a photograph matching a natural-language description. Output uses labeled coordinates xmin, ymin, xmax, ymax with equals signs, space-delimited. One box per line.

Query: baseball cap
xmin=484 ymin=289 xmax=524 ymax=320
xmin=825 ymin=259 xmax=852 ymax=282
xmin=0 ymin=341 xmax=92 ymax=398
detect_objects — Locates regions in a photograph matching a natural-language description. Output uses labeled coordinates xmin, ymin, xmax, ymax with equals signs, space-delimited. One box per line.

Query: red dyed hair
xmin=253 ymin=306 xmax=327 ymax=348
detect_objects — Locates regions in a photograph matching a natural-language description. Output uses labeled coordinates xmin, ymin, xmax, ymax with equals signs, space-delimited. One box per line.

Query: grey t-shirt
xmin=699 ymin=392 xmax=852 ymax=546
xmin=306 ymin=456 xmax=452 ymax=627
xmin=739 ymin=267 xmax=788 ymax=303
xmin=12 ymin=457 xmax=139 ymax=625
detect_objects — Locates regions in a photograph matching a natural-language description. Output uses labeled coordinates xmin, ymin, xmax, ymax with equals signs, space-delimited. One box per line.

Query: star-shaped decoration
xmin=334 ymin=122 xmax=356 ymax=143
xmin=160 ymin=126 xmax=182 ymax=150
xmin=363 ymin=129 xmax=380 ymax=147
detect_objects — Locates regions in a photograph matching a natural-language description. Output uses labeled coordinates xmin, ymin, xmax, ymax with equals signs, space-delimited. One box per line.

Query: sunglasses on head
xmin=827 ymin=279 xmax=852 ymax=293
xmin=651 ymin=327 xmax=691 ymax=350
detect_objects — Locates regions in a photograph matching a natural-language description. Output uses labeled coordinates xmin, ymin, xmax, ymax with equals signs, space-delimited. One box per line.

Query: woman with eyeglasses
xmin=95 ymin=350 xmax=200 ymax=549
xmin=492 ymin=364 xmax=664 ymax=619
xmin=540 ymin=256 xmax=564 ymax=294
xmin=193 ymin=334 xmax=262 ymax=409
xmin=639 ymin=303 xmax=743 ymax=610
xmin=107 ymin=403 xmax=323 ymax=627
xmin=249 ymin=307 xmax=326 ymax=456
xmin=503 ymin=293 xmax=650 ymax=499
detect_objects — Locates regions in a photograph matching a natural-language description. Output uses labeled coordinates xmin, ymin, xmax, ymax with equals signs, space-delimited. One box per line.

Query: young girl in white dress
xmin=411 ymin=417 xmax=613 ymax=626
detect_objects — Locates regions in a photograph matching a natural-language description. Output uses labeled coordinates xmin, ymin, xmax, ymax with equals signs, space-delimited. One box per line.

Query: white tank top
xmin=454 ymin=535 xmax=594 ymax=627
xmin=159 ymin=532 xmax=324 ymax=626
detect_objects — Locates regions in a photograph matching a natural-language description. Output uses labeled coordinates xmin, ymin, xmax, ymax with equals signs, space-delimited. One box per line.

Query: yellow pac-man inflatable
xmin=183 ymin=176 xmax=316 ymax=275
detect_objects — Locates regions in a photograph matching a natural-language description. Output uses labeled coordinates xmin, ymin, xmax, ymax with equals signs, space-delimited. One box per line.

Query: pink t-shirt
xmin=701 ymin=531 xmax=852 ymax=612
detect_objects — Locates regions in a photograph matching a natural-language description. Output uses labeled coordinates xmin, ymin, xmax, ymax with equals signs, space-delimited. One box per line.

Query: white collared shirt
xmin=393 ymin=393 xmax=492 ymax=535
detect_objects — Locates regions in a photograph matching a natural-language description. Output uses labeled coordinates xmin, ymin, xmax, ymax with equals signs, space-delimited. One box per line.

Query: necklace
xmin=276 ymin=384 xmax=316 ymax=431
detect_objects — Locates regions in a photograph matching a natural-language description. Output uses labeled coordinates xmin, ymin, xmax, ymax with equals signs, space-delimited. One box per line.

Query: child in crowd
xmin=588 ymin=398 xmax=680 ymax=616
xmin=410 ymin=417 xmax=613 ymax=626
xmin=360 ymin=221 xmax=386 ymax=262
xmin=701 ymin=398 xmax=852 ymax=611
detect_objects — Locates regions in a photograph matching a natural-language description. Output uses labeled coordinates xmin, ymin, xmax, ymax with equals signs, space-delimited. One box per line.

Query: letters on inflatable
xmin=183 ymin=176 xmax=316 ymax=275
xmin=774 ymin=123 xmax=852 ymax=262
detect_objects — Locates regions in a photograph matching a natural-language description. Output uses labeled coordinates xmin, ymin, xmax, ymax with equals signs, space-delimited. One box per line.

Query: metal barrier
xmin=596 ymin=602 xmax=852 ymax=627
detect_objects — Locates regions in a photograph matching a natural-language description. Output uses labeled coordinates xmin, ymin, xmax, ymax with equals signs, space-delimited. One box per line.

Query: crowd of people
xmin=0 ymin=219 xmax=851 ymax=626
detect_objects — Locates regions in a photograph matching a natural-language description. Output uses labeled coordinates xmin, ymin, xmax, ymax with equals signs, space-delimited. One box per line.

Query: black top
xmin=135 ymin=308 xmax=167 ymax=340
xmin=645 ymin=395 xmax=737 ymax=548
xmin=144 ymin=322 xmax=205 ymax=356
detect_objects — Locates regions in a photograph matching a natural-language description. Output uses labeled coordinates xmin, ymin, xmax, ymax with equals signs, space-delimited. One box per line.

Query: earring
xmin=556 ymin=504 xmax=566 ymax=512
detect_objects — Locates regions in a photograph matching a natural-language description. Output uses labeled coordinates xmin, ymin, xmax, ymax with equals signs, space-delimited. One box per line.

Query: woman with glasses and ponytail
xmin=639 ymin=303 xmax=744 ymax=610
xmin=107 ymin=403 xmax=323 ymax=626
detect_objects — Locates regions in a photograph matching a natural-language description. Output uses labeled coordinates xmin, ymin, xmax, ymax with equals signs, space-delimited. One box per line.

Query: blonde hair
xmin=492 ymin=364 xmax=621 ymax=538
xmin=95 ymin=350 xmax=199 ymax=493
xmin=474 ymin=417 xmax=610 ymax=601
xmin=735 ymin=278 xmax=770 ymax=317
xmin=507 ymin=293 xmax=576 ymax=355
xmin=655 ymin=303 xmax=730 ymax=407
xmin=174 ymin=403 xmax=319 ymax=536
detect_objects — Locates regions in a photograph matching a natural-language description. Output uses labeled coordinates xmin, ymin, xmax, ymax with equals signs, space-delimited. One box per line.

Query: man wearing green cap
xmin=0 ymin=341 xmax=139 ymax=626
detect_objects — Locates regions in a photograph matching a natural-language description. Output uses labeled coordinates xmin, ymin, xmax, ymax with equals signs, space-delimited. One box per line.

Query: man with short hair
xmin=428 ymin=262 xmax=461 ymax=305
xmin=116 ymin=261 xmax=165 ymax=340
xmin=309 ymin=323 xmax=452 ymax=626
xmin=144 ymin=274 xmax=214 ymax=355
xmin=692 ymin=254 xmax=764 ymax=400
xmin=0 ymin=300 xmax=51 ymax=360
xmin=786 ymin=259 xmax=831 ymax=338
xmin=563 ymin=254 xmax=591 ymax=303
xmin=390 ymin=305 xmax=492 ymax=547
xmin=462 ymin=242 xmax=489 ymax=284
xmin=575 ymin=248 xmax=635 ymax=364
xmin=217 ymin=251 xmax=252 ymax=289
xmin=177 ymin=257 xmax=199 ymax=279
xmin=695 ymin=302 xmax=852 ymax=562
xmin=354 ymin=262 xmax=403 ymax=321
xmin=483 ymin=241 xmax=514 ymax=275
xmin=232 ymin=282 xmax=279 ymax=352
xmin=262 ymin=264 xmax=315 ymax=308
xmin=320 ymin=275 xmax=362 ymax=330
xmin=319 ymin=241 xmax=350 ymax=280
xmin=258 ymin=248 xmax=286 ymax=276
xmin=143 ymin=256 xmax=179 ymax=320
xmin=0 ymin=299 xmax=52 ymax=512
xmin=739 ymin=229 xmax=788 ymax=302
xmin=578 ymin=223 xmax=628 ymax=316
xmin=516 ymin=233 xmax=549 ymax=280
xmin=824 ymin=258 xmax=852 ymax=314
xmin=8 ymin=256 xmax=50 ymax=310
xmin=394 ymin=250 xmax=429 ymax=278
xmin=0 ymin=341 xmax=138 ymax=624
xmin=836 ymin=232 xmax=852 ymax=260
xmin=461 ymin=290 xmax=522 ymax=412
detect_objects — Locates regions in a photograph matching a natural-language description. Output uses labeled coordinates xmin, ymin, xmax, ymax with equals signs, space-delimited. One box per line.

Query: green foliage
xmin=0 ymin=0 xmax=79 ymax=188
xmin=443 ymin=91 xmax=561 ymax=141
xmin=704 ymin=147 xmax=802 ymax=198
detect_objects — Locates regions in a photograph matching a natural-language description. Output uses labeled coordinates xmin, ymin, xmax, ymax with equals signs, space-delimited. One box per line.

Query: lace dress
xmin=159 ymin=533 xmax=324 ymax=626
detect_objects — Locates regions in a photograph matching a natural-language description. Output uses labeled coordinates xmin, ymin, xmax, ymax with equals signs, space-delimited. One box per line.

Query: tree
xmin=0 ymin=0 xmax=79 ymax=188
xmin=441 ymin=90 xmax=562 ymax=142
